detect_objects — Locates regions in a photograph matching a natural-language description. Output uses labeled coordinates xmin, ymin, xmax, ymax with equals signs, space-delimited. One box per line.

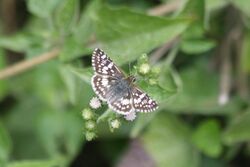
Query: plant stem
xmin=0 ymin=48 xmax=60 ymax=80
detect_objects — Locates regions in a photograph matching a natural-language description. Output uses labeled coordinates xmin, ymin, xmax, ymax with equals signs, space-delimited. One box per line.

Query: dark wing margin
xmin=131 ymin=87 xmax=158 ymax=112
xmin=92 ymin=48 xmax=124 ymax=77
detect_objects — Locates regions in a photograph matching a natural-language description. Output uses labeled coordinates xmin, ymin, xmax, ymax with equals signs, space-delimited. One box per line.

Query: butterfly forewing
xmin=92 ymin=48 xmax=124 ymax=77
xmin=108 ymin=92 xmax=134 ymax=115
xmin=131 ymin=87 xmax=158 ymax=112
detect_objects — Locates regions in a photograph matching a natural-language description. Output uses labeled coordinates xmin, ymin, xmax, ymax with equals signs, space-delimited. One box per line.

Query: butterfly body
xmin=91 ymin=48 xmax=158 ymax=115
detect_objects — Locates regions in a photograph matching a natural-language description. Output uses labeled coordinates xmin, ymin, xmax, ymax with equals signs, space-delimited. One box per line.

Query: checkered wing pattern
xmin=131 ymin=87 xmax=158 ymax=112
xmin=91 ymin=75 xmax=115 ymax=101
xmin=92 ymin=48 xmax=124 ymax=77
xmin=108 ymin=92 xmax=134 ymax=115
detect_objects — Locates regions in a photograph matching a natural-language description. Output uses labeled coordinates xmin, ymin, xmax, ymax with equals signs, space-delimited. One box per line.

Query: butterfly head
xmin=126 ymin=76 xmax=136 ymax=85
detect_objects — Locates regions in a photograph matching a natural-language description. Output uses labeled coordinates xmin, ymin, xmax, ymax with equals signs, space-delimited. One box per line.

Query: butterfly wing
xmin=91 ymin=74 xmax=116 ymax=101
xmin=108 ymin=91 xmax=134 ymax=115
xmin=92 ymin=48 xmax=124 ymax=78
xmin=131 ymin=87 xmax=158 ymax=112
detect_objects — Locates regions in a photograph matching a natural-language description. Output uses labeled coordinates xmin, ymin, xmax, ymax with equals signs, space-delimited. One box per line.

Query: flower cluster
xmin=81 ymin=97 xmax=102 ymax=141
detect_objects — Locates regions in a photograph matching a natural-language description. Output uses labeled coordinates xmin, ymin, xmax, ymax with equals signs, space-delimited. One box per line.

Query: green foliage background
xmin=0 ymin=0 xmax=250 ymax=166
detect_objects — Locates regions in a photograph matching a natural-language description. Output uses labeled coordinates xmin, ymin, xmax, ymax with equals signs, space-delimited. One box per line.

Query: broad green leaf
xmin=192 ymin=120 xmax=222 ymax=157
xmin=137 ymin=78 xmax=176 ymax=104
xmin=180 ymin=39 xmax=216 ymax=54
xmin=142 ymin=112 xmax=200 ymax=167
xmin=130 ymin=111 xmax=158 ymax=138
xmin=179 ymin=0 xmax=205 ymax=24
xmin=182 ymin=23 xmax=204 ymax=39
xmin=223 ymin=110 xmax=250 ymax=144
xmin=59 ymin=0 xmax=98 ymax=61
xmin=36 ymin=110 xmax=83 ymax=160
xmin=230 ymin=0 xmax=250 ymax=17
xmin=7 ymin=159 xmax=60 ymax=167
xmin=206 ymin=0 xmax=228 ymax=12
xmin=59 ymin=37 xmax=92 ymax=62
xmin=27 ymin=0 xmax=61 ymax=18
xmin=55 ymin=0 xmax=78 ymax=34
xmin=178 ymin=0 xmax=208 ymax=53
xmin=0 ymin=122 xmax=12 ymax=167
xmin=3 ymin=96 xmax=48 ymax=159
xmin=73 ymin=0 xmax=98 ymax=44
xmin=165 ymin=59 xmax=241 ymax=114
xmin=68 ymin=66 xmax=93 ymax=84
xmin=60 ymin=65 xmax=93 ymax=108
xmin=0 ymin=33 xmax=35 ymax=52
xmin=94 ymin=5 xmax=190 ymax=64
xmin=241 ymin=32 xmax=250 ymax=73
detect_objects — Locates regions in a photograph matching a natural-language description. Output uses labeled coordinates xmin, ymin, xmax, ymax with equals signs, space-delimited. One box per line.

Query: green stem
xmin=96 ymin=109 xmax=113 ymax=123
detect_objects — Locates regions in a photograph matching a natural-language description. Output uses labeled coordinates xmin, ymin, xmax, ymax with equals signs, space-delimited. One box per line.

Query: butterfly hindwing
xmin=108 ymin=92 xmax=134 ymax=115
xmin=131 ymin=87 xmax=158 ymax=112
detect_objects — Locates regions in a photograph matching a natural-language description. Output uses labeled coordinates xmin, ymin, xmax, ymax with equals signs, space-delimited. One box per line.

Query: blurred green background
xmin=0 ymin=0 xmax=250 ymax=166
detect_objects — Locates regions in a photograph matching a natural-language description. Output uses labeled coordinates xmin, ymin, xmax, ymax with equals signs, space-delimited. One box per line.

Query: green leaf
xmin=180 ymin=39 xmax=216 ymax=54
xmin=0 ymin=122 xmax=12 ymax=167
xmin=142 ymin=112 xmax=200 ymax=167
xmin=7 ymin=159 xmax=60 ymax=167
xmin=94 ymin=5 xmax=190 ymax=64
xmin=27 ymin=0 xmax=61 ymax=18
xmin=230 ymin=0 xmax=250 ymax=17
xmin=67 ymin=66 xmax=93 ymax=85
xmin=55 ymin=0 xmax=78 ymax=34
xmin=73 ymin=0 xmax=98 ymax=45
xmin=137 ymin=79 xmax=176 ymax=103
xmin=36 ymin=110 xmax=83 ymax=160
xmin=223 ymin=110 xmax=250 ymax=144
xmin=60 ymin=65 xmax=94 ymax=107
xmin=192 ymin=120 xmax=222 ymax=157
xmin=205 ymin=0 xmax=228 ymax=12
xmin=179 ymin=0 xmax=205 ymax=24
xmin=0 ymin=33 xmax=35 ymax=52
xmin=130 ymin=111 xmax=158 ymax=138
xmin=4 ymin=96 xmax=48 ymax=159
xmin=165 ymin=59 xmax=241 ymax=114
xmin=241 ymin=31 xmax=250 ymax=73
xmin=59 ymin=37 xmax=92 ymax=62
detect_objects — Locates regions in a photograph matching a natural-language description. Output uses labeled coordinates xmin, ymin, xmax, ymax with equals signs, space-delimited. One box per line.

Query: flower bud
xmin=82 ymin=108 xmax=93 ymax=120
xmin=139 ymin=63 xmax=150 ymax=75
xmin=85 ymin=131 xmax=96 ymax=141
xmin=85 ymin=120 xmax=96 ymax=130
xmin=110 ymin=119 xmax=121 ymax=129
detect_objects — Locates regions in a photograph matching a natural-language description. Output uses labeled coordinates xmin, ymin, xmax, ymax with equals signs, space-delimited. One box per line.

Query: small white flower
xmin=89 ymin=97 xmax=101 ymax=109
xmin=110 ymin=119 xmax=121 ymax=129
xmin=139 ymin=63 xmax=150 ymax=74
xmin=218 ymin=93 xmax=229 ymax=105
xmin=124 ymin=110 xmax=136 ymax=121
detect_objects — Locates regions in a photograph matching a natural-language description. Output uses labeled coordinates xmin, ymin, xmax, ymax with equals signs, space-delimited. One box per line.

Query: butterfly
xmin=91 ymin=48 xmax=158 ymax=115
